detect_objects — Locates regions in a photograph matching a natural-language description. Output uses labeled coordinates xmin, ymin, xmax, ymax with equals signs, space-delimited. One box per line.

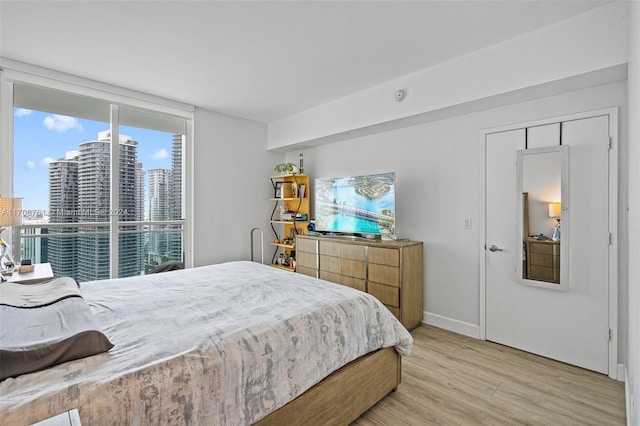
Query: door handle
xmin=488 ymin=244 xmax=504 ymax=252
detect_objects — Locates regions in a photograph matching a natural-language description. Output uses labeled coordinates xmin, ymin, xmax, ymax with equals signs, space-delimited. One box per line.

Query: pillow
xmin=0 ymin=277 xmax=114 ymax=380
xmin=0 ymin=276 xmax=81 ymax=307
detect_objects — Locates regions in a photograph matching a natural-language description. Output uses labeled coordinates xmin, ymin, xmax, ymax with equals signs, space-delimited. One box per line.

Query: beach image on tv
xmin=315 ymin=172 xmax=395 ymax=235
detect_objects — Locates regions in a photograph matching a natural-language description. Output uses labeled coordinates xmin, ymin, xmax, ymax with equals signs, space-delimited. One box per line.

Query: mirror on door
xmin=516 ymin=146 xmax=569 ymax=290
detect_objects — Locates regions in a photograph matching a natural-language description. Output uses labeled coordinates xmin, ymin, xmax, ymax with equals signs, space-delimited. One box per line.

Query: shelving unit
xmin=269 ymin=173 xmax=310 ymax=271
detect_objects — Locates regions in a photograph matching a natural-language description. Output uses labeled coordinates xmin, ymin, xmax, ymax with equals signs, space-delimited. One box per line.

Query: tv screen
xmin=314 ymin=171 xmax=396 ymax=236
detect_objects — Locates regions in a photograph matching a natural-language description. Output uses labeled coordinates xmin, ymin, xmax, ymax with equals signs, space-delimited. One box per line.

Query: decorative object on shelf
xmin=548 ymin=201 xmax=561 ymax=241
xmin=274 ymin=162 xmax=298 ymax=175
xmin=0 ymin=195 xmax=23 ymax=274
xmin=275 ymin=181 xmax=283 ymax=198
xmin=299 ymin=153 xmax=304 ymax=174
xmin=289 ymin=227 xmax=303 ymax=241
xmin=281 ymin=182 xmax=294 ymax=198
xmin=299 ymin=184 xmax=306 ymax=199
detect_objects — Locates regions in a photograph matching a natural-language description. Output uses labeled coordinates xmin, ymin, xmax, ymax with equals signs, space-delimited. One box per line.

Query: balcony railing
xmin=13 ymin=220 xmax=184 ymax=283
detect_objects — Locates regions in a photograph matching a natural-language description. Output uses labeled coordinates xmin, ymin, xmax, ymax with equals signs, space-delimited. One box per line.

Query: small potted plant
xmin=274 ymin=163 xmax=298 ymax=175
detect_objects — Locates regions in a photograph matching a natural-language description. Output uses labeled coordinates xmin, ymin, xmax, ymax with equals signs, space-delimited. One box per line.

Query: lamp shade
xmin=548 ymin=202 xmax=561 ymax=218
xmin=0 ymin=196 xmax=23 ymax=227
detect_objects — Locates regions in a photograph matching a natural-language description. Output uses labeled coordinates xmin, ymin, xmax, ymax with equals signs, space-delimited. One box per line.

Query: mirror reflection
xmin=518 ymin=146 xmax=568 ymax=288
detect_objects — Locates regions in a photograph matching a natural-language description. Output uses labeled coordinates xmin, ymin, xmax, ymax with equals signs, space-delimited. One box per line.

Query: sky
xmin=13 ymin=108 xmax=175 ymax=214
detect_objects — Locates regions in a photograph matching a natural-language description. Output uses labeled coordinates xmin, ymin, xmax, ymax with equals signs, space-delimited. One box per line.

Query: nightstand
xmin=4 ymin=262 xmax=54 ymax=284
xmin=525 ymin=238 xmax=560 ymax=284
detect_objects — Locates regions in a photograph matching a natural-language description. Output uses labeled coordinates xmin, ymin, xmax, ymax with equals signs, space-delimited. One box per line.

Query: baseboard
xmin=618 ymin=363 xmax=627 ymax=382
xmin=422 ymin=311 xmax=480 ymax=339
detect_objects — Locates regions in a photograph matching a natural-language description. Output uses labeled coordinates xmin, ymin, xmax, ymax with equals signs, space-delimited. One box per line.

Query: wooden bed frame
xmin=256 ymin=347 xmax=401 ymax=425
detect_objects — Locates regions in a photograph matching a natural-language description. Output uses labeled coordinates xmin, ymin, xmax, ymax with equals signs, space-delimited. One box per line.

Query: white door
xmin=485 ymin=113 xmax=612 ymax=374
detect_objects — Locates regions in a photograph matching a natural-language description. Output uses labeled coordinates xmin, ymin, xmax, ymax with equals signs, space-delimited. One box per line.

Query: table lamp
xmin=0 ymin=195 xmax=23 ymax=272
xmin=548 ymin=201 xmax=561 ymax=241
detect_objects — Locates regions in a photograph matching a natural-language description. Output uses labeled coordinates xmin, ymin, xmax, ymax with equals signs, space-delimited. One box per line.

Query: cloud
xmin=40 ymin=157 xmax=54 ymax=166
xmin=15 ymin=108 xmax=33 ymax=117
xmin=152 ymin=148 xmax=168 ymax=160
xmin=43 ymin=114 xmax=83 ymax=132
xmin=26 ymin=160 xmax=36 ymax=170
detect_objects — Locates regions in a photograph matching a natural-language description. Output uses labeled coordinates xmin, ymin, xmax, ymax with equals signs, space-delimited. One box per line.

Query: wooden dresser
xmin=296 ymin=235 xmax=423 ymax=330
xmin=525 ymin=237 xmax=560 ymax=284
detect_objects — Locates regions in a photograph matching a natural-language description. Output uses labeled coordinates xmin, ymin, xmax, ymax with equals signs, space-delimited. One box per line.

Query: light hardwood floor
xmin=353 ymin=325 xmax=626 ymax=425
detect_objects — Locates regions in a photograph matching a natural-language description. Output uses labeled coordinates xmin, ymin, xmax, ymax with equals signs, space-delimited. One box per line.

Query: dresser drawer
xmin=368 ymin=247 xmax=399 ymax=267
xmin=368 ymin=282 xmax=400 ymax=307
xmin=296 ymin=265 xmax=317 ymax=278
xmin=296 ymin=251 xmax=318 ymax=270
xmin=320 ymin=271 xmax=366 ymax=292
xmin=385 ymin=305 xmax=401 ymax=321
xmin=529 ymin=252 xmax=559 ymax=268
xmin=319 ymin=241 xmax=366 ymax=261
xmin=320 ymin=255 xmax=366 ymax=279
xmin=529 ymin=265 xmax=557 ymax=283
xmin=296 ymin=237 xmax=318 ymax=254
xmin=528 ymin=241 xmax=559 ymax=255
xmin=368 ymin=263 xmax=400 ymax=287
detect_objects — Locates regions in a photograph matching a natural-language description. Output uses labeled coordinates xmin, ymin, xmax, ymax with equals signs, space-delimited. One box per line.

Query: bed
xmin=0 ymin=261 xmax=413 ymax=425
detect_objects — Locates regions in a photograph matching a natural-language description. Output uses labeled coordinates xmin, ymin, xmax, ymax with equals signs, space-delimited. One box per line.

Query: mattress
xmin=0 ymin=261 xmax=413 ymax=425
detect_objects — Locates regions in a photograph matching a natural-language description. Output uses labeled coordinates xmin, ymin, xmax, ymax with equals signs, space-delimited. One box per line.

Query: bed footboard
xmin=255 ymin=347 xmax=401 ymax=425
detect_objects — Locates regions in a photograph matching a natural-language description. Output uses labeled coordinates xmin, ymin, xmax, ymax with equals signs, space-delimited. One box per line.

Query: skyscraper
xmin=72 ymin=131 xmax=142 ymax=282
xmin=20 ymin=213 xmax=48 ymax=265
xmin=47 ymin=151 xmax=79 ymax=278
xmin=49 ymin=131 xmax=144 ymax=282
xmin=135 ymin=162 xmax=146 ymax=268
xmin=148 ymin=168 xmax=171 ymax=264
xmin=46 ymin=131 xmax=179 ymax=282
xmin=169 ymin=134 xmax=183 ymax=261
xmin=135 ymin=163 xmax=145 ymax=222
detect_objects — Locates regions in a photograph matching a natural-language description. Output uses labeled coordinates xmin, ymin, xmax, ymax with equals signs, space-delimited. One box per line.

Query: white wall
xmin=626 ymin=2 xmax=639 ymax=423
xmin=192 ymin=108 xmax=282 ymax=267
xmin=290 ymin=81 xmax=628 ymax=363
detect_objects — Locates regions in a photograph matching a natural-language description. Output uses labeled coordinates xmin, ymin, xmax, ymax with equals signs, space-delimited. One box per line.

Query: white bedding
xmin=0 ymin=261 xmax=413 ymax=425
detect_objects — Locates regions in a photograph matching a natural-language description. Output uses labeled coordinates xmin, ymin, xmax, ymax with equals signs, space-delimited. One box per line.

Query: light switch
xmin=464 ymin=218 xmax=472 ymax=229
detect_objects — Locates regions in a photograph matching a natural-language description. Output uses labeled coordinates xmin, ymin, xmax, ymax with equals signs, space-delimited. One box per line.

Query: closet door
xmin=485 ymin=114 xmax=611 ymax=374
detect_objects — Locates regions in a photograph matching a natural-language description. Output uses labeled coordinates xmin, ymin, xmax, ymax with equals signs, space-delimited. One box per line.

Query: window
xmin=4 ymin=76 xmax=192 ymax=283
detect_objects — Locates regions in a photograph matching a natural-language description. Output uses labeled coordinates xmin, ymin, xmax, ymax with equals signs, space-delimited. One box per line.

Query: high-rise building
xmin=148 ymin=168 xmax=171 ymax=264
xmin=170 ymin=134 xmax=183 ymax=221
xmin=74 ymin=132 xmax=142 ymax=282
xmin=135 ymin=162 xmax=146 ymax=268
xmin=47 ymin=151 xmax=79 ymax=278
xmin=169 ymin=134 xmax=183 ymax=261
xmin=20 ymin=215 xmax=48 ymax=265
xmin=135 ymin=163 xmax=145 ymax=222
xmin=46 ymin=131 xmax=179 ymax=282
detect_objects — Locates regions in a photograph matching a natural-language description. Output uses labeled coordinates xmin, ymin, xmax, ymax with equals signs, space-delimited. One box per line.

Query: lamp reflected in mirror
xmin=548 ymin=202 xmax=561 ymax=241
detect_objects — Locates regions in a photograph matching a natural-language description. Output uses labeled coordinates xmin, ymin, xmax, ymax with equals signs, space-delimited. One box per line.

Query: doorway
xmin=482 ymin=109 xmax=618 ymax=377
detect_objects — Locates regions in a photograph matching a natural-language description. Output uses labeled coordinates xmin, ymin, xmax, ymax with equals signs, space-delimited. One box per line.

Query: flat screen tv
xmin=314 ymin=171 xmax=396 ymax=237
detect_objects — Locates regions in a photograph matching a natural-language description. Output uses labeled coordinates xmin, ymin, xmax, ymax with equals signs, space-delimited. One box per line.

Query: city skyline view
xmin=13 ymin=108 xmax=174 ymax=214
xmin=13 ymin=107 xmax=184 ymax=281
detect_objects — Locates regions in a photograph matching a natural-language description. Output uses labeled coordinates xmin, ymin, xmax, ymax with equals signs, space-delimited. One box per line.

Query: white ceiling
xmin=0 ymin=1 xmax=611 ymax=124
